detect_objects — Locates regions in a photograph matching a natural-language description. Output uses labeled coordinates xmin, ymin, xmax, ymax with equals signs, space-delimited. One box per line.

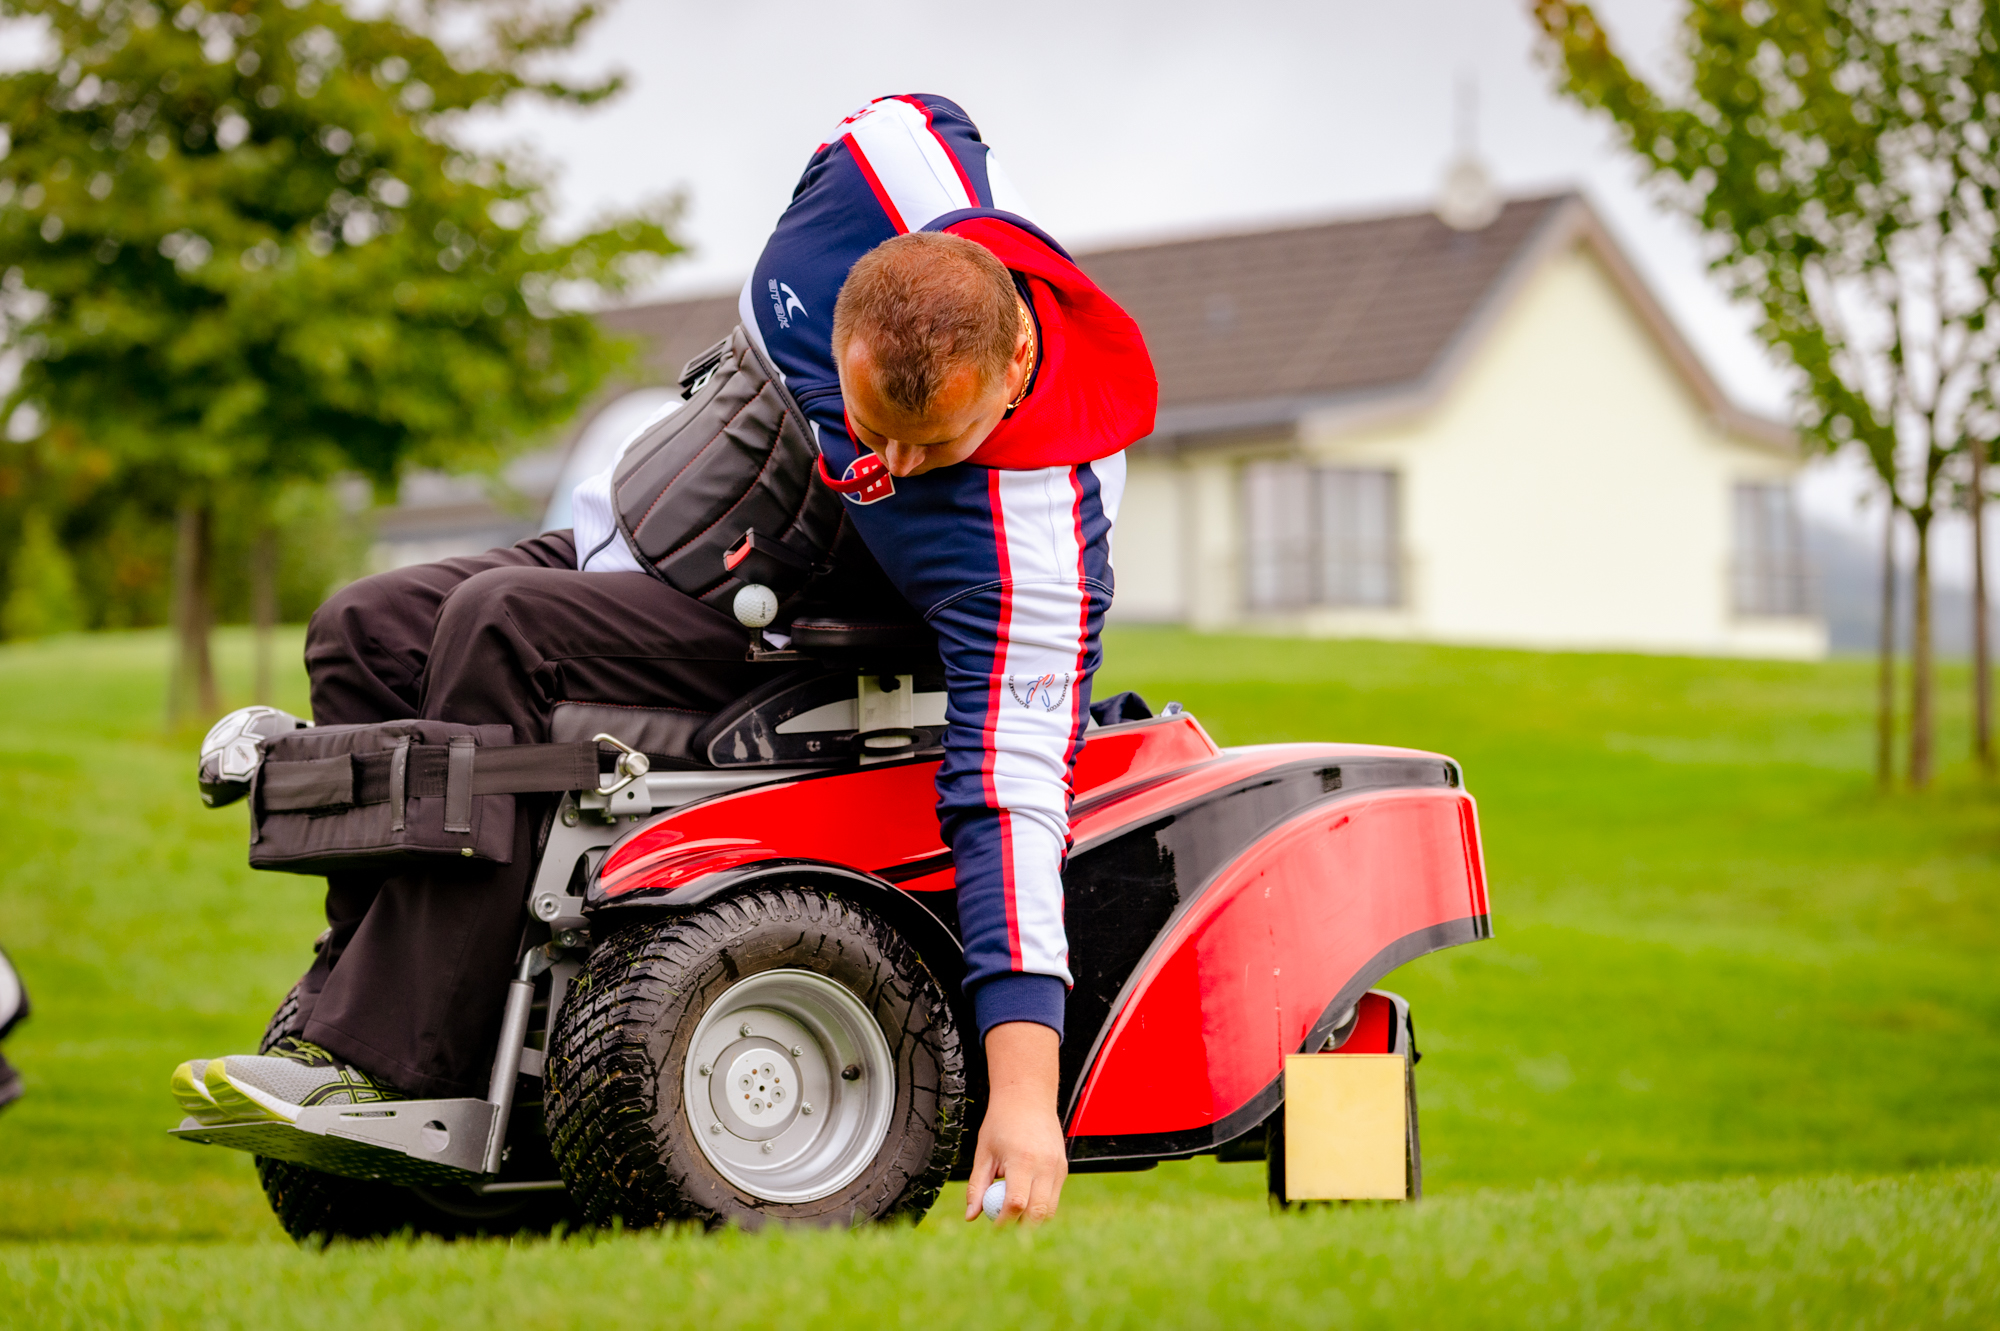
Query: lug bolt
xmin=740 ymin=1023 xmax=753 ymax=1038
xmin=698 ymin=1064 xmax=710 ymax=1076
xmin=791 ymin=1045 xmax=803 ymax=1057
xmin=760 ymin=1142 xmax=773 ymax=1154
xmin=802 ymin=1103 xmax=814 ymax=1116
xmin=709 ymin=1123 xmax=721 ymax=1134
xmin=841 ymin=1064 xmax=862 ymax=1081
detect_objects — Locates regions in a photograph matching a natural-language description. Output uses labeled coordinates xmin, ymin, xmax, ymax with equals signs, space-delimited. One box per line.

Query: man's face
xmin=837 ymin=325 xmax=1030 ymax=478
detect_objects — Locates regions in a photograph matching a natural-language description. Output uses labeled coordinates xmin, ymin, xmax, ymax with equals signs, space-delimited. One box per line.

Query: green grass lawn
xmin=0 ymin=626 xmax=1995 ymax=1327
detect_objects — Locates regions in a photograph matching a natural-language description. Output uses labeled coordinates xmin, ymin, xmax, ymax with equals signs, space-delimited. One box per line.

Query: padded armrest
xmin=789 ymin=616 xmax=941 ymax=672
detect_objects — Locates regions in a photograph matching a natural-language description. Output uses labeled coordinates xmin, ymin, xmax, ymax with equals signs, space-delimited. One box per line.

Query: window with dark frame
xmin=1731 ymin=481 xmax=1812 ymax=617
xmin=1243 ymin=462 xmax=1401 ymax=611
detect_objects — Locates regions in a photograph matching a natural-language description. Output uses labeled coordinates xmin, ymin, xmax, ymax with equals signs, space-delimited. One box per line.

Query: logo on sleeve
xmin=769 ymin=279 xmax=808 ymax=330
xmin=1006 ymin=672 xmax=1074 ymax=711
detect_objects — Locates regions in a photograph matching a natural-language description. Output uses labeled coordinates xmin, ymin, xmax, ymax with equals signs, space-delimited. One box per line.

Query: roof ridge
xmin=1067 ymin=191 xmax=1581 ymax=260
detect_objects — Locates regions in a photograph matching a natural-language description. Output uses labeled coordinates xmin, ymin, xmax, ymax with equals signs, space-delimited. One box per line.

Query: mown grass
xmin=9 ymin=1173 xmax=1998 ymax=1330
xmin=0 ymin=626 xmax=1994 ymax=1326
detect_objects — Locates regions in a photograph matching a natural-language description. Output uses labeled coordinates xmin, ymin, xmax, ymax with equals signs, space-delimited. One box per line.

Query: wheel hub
xmin=709 ymin=1040 xmax=800 ymax=1140
xmin=682 ymin=969 xmax=895 ymax=1205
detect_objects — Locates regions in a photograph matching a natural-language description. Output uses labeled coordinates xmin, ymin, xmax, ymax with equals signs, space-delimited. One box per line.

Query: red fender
xmin=1063 ymin=777 xmax=1488 ymax=1156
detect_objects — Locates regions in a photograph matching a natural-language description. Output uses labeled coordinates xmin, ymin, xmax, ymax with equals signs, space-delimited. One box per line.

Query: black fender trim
xmin=1064 ymin=915 xmax=1487 ymax=1163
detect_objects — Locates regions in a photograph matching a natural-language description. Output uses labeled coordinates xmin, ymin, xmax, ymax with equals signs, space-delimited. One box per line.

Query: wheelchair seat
xmin=548 ymin=616 xmax=946 ymax=772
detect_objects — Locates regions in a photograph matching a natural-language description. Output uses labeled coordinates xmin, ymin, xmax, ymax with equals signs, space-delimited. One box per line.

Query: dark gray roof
xmin=1073 ymin=195 xmax=1567 ymax=415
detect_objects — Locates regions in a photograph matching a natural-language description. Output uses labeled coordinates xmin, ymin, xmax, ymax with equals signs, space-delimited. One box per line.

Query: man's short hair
xmin=832 ymin=232 xmax=1017 ymax=416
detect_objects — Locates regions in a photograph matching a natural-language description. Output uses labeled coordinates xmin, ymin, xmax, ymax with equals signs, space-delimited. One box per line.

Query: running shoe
xmin=184 ymin=1038 xmax=405 ymax=1125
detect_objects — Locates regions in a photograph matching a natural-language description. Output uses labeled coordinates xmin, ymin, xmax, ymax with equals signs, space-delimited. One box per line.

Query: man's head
xmin=833 ymin=231 xmax=1034 ymax=477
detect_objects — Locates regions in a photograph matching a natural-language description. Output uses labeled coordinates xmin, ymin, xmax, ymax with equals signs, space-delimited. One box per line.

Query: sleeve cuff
xmin=971 ymin=972 xmax=1066 ymax=1043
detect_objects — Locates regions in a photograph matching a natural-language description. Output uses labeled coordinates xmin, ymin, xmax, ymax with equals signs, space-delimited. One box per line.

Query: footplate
xmin=171 ymin=1097 xmax=497 ymax=1187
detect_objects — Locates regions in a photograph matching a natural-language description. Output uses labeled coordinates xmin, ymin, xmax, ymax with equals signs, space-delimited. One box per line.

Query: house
xmin=383 ymin=192 xmax=1824 ymax=659
xmin=1089 ymin=193 xmax=1821 ymax=658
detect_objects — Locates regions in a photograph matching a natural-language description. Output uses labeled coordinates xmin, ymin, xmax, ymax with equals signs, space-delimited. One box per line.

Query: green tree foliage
xmin=1532 ymin=0 xmax=2000 ymax=788
xmin=1 ymin=506 xmax=79 ymax=636
xmin=0 ymin=0 xmax=681 ymax=715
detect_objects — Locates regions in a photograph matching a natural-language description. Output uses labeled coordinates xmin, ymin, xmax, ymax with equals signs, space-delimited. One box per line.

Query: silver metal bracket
xmin=171 ymin=1098 xmax=497 ymax=1185
xmin=857 ymin=674 xmax=915 ymax=765
xmin=593 ymin=731 xmax=652 ymax=802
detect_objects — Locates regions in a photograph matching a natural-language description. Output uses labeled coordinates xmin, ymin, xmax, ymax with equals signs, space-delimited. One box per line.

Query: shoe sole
xmin=201 ymin=1058 xmax=303 ymax=1126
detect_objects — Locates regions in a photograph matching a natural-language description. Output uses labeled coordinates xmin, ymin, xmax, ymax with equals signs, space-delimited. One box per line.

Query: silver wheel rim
xmin=682 ymin=969 xmax=895 ymax=1204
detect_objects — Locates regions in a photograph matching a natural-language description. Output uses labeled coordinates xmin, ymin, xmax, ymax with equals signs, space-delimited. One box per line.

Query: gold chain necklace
xmin=1007 ymin=299 xmax=1038 ymax=411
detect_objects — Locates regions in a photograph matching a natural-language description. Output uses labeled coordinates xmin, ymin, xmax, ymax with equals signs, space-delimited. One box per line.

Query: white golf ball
xmin=732 ymin=582 xmax=778 ymax=629
xmin=981 ymin=1180 xmax=1007 ymax=1220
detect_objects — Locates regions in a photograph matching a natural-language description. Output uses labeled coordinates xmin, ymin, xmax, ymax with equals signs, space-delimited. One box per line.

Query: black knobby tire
xmin=545 ymin=886 xmax=965 ymax=1229
xmin=250 ymin=983 xmax=581 ymax=1245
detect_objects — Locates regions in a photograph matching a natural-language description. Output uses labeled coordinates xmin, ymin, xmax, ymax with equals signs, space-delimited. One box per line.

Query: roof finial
xmin=1437 ymin=71 xmax=1500 ymax=232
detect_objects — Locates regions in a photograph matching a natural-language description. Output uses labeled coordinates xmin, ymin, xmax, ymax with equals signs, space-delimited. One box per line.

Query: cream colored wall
xmin=1106 ymin=458 xmax=1186 ymax=621
xmin=1127 ymin=239 xmax=1824 ymax=658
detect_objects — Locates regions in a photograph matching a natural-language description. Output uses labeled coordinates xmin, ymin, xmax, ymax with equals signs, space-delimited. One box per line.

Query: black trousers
xmin=291 ymin=531 xmax=787 ymax=1097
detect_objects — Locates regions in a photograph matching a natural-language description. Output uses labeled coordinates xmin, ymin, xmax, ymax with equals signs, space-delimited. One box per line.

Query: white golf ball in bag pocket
xmin=732 ymin=583 xmax=779 ymax=628
xmin=982 ymin=1180 xmax=1007 ymax=1220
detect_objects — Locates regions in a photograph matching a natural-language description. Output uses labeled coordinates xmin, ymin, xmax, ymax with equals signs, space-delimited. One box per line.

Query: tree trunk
xmin=1909 ymin=511 xmax=1934 ymax=789
xmin=1876 ymin=498 xmax=1898 ymax=788
xmin=251 ymin=525 xmax=277 ymax=705
xmin=1973 ymin=437 xmax=1992 ymax=774
xmin=168 ymin=501 xmax=218 ymax=724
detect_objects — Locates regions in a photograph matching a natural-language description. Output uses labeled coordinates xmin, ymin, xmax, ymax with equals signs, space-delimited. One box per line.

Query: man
xmin=174 ymin=94 xmax=1155 ymax=1225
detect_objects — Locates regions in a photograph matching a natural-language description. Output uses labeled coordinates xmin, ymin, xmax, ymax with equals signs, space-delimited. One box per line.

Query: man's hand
xmin=964 ymin=1020 xmax=1067 ymax=1225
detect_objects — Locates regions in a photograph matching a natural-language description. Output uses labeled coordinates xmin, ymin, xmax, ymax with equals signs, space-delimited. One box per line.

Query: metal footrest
xmin=171 ymin=1097 xmax=497 ymax=1187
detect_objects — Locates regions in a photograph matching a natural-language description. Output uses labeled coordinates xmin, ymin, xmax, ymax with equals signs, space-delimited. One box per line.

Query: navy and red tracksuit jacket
xmin=742 ymin=94 xmax=1157 ymax=1039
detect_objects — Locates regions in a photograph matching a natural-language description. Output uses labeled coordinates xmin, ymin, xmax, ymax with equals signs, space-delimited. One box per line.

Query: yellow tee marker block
xmin=1283 ymin=1053 xmax=1408 ymax=1200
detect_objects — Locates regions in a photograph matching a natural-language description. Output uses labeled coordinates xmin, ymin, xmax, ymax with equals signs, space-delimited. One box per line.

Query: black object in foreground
xmin=0 ymin=943 xmax=26 ymax=1113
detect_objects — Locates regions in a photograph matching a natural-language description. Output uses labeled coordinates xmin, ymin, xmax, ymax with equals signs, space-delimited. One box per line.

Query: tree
xmin=1533 ymin=0 xmax=2000 ymax=788
xmin=0 ymin=0 xmax=680 ymax=719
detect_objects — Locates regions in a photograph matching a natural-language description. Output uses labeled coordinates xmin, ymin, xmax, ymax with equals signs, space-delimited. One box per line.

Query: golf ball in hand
xmin=982 ymin=1181 xmax=1007 ymax=1220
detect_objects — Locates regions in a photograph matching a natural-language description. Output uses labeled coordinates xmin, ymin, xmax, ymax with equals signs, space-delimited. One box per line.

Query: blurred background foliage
xmin=0 ymin=0 xmax=684 ymax=711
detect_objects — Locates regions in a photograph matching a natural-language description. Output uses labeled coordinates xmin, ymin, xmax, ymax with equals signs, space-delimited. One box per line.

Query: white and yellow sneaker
xmin=173 ymin=1038 xmax=403 ymax=1126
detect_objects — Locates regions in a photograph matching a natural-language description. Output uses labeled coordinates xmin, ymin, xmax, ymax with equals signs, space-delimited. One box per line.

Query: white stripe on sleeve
xmin=984 ymin=467 xmax=1090 ymax=980
xmin=844 ymin=100 xmax=974 ymax=231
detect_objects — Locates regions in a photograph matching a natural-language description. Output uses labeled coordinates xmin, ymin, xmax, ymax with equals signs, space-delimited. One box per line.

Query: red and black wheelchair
xmin=175 ymin=611 xmax=1491 ymax=1241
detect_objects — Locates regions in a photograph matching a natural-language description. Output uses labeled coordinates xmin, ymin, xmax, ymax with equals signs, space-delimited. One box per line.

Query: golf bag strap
xmin=259 ymin=741 xmax=605 ymax=812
